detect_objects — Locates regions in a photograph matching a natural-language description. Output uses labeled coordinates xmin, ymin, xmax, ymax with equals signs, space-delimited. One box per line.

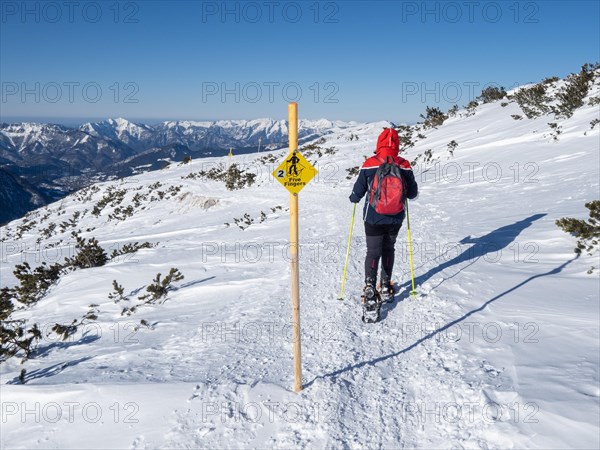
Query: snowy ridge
xmin=0 ymin=123 xmax=72 ymax=152
xmin=79 ymin=118 xmax=156 ymax=150
xmin=76 ymin=117 xmax=357 ymax=152
xmin=1 ymin=117 xmax=357 ymax=160
xmin=1 ymin=72 xmax=599 ymax=448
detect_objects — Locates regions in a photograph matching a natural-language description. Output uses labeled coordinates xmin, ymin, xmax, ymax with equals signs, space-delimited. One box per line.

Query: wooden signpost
xmin=272 ymin=102 xmax=317 ymax=392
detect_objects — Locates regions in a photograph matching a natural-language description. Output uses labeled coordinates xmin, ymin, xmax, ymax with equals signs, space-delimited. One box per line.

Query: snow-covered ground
xmin=1 ymin=81 xmax=599 ymax=448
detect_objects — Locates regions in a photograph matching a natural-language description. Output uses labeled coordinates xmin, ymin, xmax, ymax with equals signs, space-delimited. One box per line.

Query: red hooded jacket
xmin=349 ymin=128 xmax=418 ymax=225
xmin=364 ymin=127 xmax=412 ymax=170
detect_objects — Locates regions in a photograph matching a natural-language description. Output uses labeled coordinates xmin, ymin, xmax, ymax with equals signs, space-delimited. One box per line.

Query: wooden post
xmin=288 ymin=102 xmax=302 ymax=392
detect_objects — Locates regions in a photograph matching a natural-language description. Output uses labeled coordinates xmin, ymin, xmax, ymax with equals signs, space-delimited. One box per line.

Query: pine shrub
xmin=465 ymin=100 xmax=479 ymax=116
xmin=513 ymin=83 xmax=551 ymax=118
xmin=478 ymin=86 xmax=507 ymax=103
xmin=12 ymin=262 xmax=63 ymax=305
xmin=0 ymin=321 xmax=42 ymax=363
xmin=108 ymin=280 xmax=126 ymax=303
xmin=554 ymin=64 xmax=595 ymax=118
xmin=556 ymin=200 xmax=600 ymax=255
xmin=138 ymin=268 xmax=184 ymax=303
xmin=51 ymin=305 xmax=99 ymax=341
xmin=420 ymin=107 xmax=447 ymax=128
xmin=447 ymin=140 xmax=458 ymax=157
xmin=64 ymin=233 xmax=108 ymax=269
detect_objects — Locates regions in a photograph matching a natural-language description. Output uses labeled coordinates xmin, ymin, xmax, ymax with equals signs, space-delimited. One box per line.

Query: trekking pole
xmin=405 ymin=199 xmax=418 ymax=298
xmin=338 ymin=203 xmax=357 ymax=300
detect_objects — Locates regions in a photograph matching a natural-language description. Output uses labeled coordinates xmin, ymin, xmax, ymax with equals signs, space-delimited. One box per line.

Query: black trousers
xmin=364 ymin=222 xmax=402 ymax=282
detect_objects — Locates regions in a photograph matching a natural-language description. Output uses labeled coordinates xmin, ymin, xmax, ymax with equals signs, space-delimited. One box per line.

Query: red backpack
xmin=368 ymin=156 xmax=405 ymax=215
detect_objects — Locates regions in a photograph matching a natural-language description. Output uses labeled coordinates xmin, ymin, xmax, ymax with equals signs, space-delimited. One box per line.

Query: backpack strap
xmin=376 ymin=155 xmax=396 ymax=166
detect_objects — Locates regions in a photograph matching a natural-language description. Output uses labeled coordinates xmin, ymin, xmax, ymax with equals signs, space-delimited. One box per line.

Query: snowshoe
xmin=379 ymin=280 xmax=395 ymax=303
xmin=361 ymin=280 xmax=382 ymax=323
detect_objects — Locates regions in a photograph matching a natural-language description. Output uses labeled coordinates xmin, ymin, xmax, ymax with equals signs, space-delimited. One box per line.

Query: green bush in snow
xmin=393 ymin=124 xmax=415 ymax=150
xmin=478 ymin=86 xmax=507 ymax=103
xmin=12 ymin=262 xmax=63 ymax=306
xmin=465 ymin=100 xmax=478 ymax=116
xmin=420 ymin=106 xmax=447 ymax=129
xmin=556 ymin=200 xmax=600 ymax=256
xmin=447 ymin=140 xmax=458 ymax=157
xmin=138 ymin=268 xmax=185 ymax=304
xmin=51 ymin=305 xmax=99 ymax=341
xmin=64 ymin=233 xmax=108 ymax=269
xmin=0 ymin=320 xmax=42 ymax=363
xmin=553 ymin=64 xmax=595 ymax=119
xmin=513 ymin=83 xmax=551 ymax=118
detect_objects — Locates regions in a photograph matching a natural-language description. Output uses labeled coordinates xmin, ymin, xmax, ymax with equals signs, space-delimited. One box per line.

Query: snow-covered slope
xmin=1 ymin=75 xmax=599 ymax=448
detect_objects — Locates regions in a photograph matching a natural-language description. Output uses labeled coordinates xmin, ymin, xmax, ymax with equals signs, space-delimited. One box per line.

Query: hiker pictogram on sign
xmin=273 ymin=150 xmax=317 ymax=194
xmin=287 ymin=153 xmax=302 ymax=176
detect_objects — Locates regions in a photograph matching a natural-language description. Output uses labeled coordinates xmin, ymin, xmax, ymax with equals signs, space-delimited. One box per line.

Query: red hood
xmin=376 ymin=128 xmax=400 ymax=156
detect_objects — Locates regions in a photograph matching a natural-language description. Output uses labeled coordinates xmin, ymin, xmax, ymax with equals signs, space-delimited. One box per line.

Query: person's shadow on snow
xmin=380 ymin=213 xmax=547 ymax=319
xmin=312 ymin=254 xmax=576 ymax=386
xmin=308 ymin=213 xmax=579 ymax=385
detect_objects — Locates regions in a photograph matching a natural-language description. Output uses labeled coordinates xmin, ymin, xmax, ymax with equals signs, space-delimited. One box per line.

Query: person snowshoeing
xmin=349 ymin=127 xmax=418 ymax=317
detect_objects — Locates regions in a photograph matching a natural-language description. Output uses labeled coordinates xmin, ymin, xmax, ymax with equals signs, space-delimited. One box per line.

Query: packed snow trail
xmin=1 ymin=81 xmax=599 ymax=448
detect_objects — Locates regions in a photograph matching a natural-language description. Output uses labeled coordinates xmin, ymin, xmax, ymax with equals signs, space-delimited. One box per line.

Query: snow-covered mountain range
xmin=2 ymin=117 xmax=354 ymax=156
xmin=1 ymin=67 xmax=599 ymax=448
xmin=77 ymin=117 xmax=349 ymax=152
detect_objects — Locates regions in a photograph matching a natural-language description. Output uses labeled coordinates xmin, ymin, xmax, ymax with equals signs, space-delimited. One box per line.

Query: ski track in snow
xmin=1 ymin=80 xmax=600 ymax=449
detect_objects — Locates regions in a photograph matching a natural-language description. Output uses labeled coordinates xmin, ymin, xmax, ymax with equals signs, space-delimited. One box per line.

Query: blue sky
xmin=1 ymin=0 xmax=599 ymax=124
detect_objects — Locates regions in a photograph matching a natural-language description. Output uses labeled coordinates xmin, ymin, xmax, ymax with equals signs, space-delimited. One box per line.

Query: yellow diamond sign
xmin=272 ymin=150 xmax=318 ymax=194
